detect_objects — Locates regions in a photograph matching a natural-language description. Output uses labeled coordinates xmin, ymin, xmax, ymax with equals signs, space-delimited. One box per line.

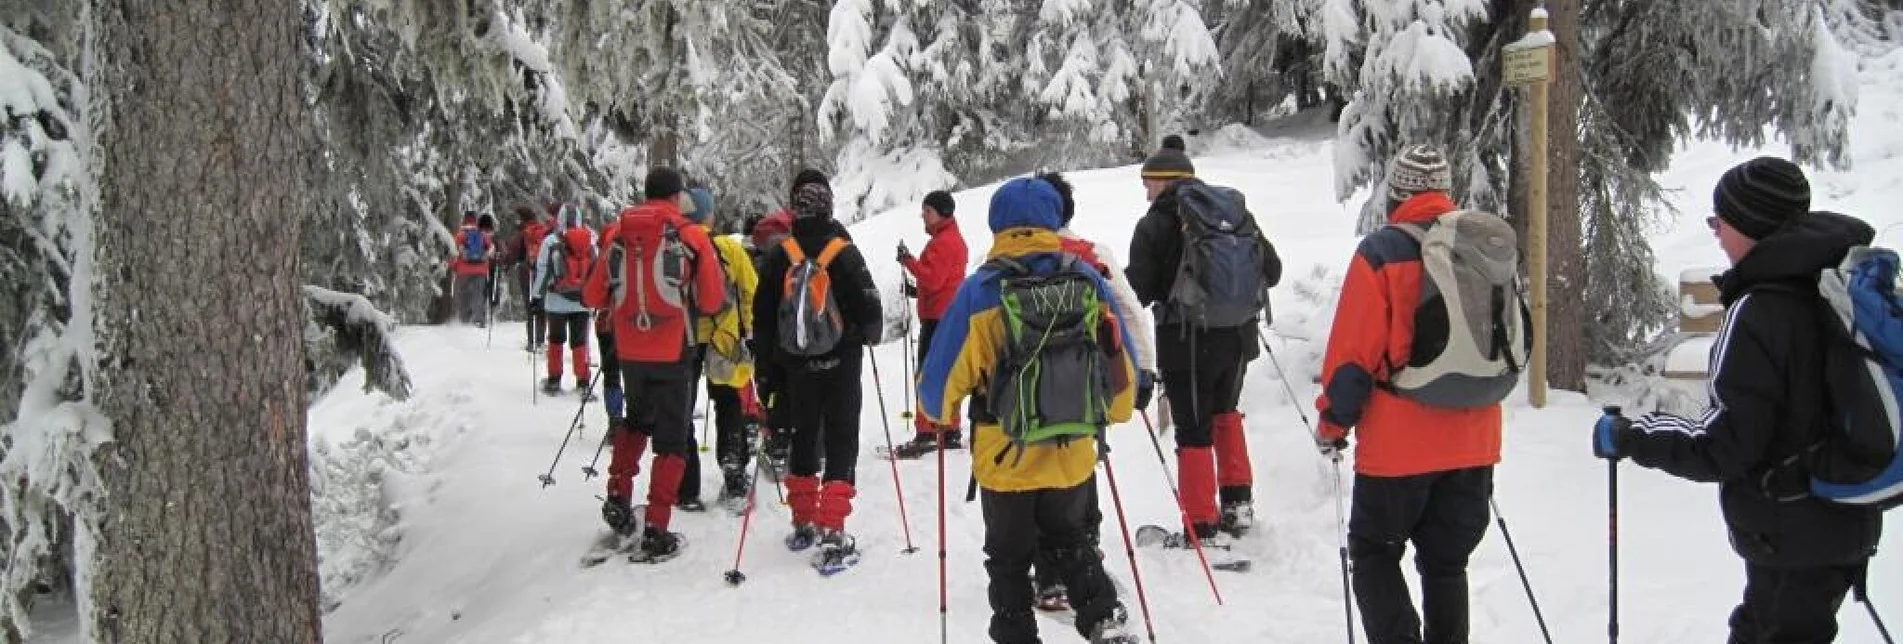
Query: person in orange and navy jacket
xmin=581 ymin=167 xmax=727 ymax=563
xmin=917 ymin=177 xmax=1143 ymax=644
xmin=893 ymin=189 xmax=970 ymax=457
xmin=1314 ymin=144 xmax=1499 ymax=644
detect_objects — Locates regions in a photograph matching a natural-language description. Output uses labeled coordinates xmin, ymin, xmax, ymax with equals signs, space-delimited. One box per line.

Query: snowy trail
xmin=315 ymin=58 xmax=1903 ymax=640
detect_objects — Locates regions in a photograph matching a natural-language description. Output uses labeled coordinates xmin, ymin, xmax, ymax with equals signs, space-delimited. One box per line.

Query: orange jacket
xmin=582 ymin=199 xmax=726 ymax=364
xmin=1314 ymin=192 xmax=1501 ymax=477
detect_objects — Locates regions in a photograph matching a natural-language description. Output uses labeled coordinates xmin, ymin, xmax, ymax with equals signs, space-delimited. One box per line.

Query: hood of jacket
xmin=1717 ymin=211 xmax=1874 ymax=304
xmin=988 ymin=178 xmax=1062 ymax=233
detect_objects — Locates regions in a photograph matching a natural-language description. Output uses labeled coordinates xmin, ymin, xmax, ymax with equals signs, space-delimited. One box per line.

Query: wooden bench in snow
xmin=1664 ymin=268 xmax=1726 ymax=381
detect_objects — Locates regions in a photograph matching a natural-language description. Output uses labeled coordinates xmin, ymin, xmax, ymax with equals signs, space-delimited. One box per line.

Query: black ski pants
xmin=785 ymin=352 xmax=863 ymax=484
xmin=1728 ymin=562 xmax=1865 ymax=643
xmin=1159 ymin=335 xmax=1247 ymax=450
xmin=680 ymin=345 xmax=751 ymax=500
xmin=525 ymin=297 xmax=546 ymax=347
xmin=545 ymin=311 xmax=588 ymax=348
xmin=982 ymin=479 xmax=1121 ymax=643
xmin=1349 ymin=466 xmax=1492 ymax=644
xmin=621 ymin=360 xmax=695 ymax=457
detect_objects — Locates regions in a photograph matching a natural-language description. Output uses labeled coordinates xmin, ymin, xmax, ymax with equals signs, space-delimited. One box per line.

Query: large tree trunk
xmin=90 ymin=2 xmax=322 ymax=642
xmin=1545 ymin=0 xmax=1587 ymax=392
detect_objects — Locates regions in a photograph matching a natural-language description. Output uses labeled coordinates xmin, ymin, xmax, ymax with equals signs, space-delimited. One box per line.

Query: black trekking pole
xmin=935 ymin=426 xmax=948 ymax=644
xmin=901 ymin=278 xmax=916 ymax=425
xmin=1101 ymin=453 xmax=1159 ymax=642
xmin=537 ymin=368 xmax=604 ymax=487
xmin=1137 ymin=410 xmax=1224 ymax=605
xmin=1605 ymin=405 xmax=1621 ymax=644
xmin=1490 ymin=496 xmax=1554 ymax=644
xmin=1855 ymin=570 xmax=1897 ymax=644
xmin=867 ymin=347 xmax=920 ymax=554
xmin=1257 ymin=329 xmax=1355 ymax=643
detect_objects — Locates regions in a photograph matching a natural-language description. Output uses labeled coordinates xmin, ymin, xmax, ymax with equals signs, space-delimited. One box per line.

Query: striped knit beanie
xmin=1140 ymin=136 xmax=1195 ymax=181
xmin=1385 ymin=144 xmax=1453 ymax=202
xmin=1714 ymin=157 xmax=1810 ymax=240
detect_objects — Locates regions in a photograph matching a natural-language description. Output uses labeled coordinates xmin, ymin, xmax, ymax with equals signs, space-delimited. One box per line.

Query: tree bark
xmin=91 ymin=2 xmax=322 ymax=642
xmin=1545 ymin=0 xmax=1587 ymax=391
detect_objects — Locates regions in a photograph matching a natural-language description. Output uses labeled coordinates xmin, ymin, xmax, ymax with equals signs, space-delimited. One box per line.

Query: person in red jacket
xmin=1314 ymin=145 xmax=1500 ymax=644
xmin=450 ymin=211 xmax=495 ymax=326
xmin=582 ymin=167 xmax=727 ymax=563
xmin=891 ymin=189 xmax=970 ymax=458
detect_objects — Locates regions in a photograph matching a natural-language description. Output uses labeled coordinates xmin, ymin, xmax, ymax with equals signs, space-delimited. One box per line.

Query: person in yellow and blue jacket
xmin=917 ymin=177 xmax=1142 ymax=644
xmin=676 ymin=186 xmax=762 ymax=513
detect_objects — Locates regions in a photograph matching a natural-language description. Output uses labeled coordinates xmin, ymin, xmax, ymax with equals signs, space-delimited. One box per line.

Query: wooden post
xmin=1505 ymin=8 xmax=1555 ymax=408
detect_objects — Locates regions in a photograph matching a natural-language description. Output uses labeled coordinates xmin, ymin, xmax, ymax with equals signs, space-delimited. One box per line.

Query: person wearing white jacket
xmin=532 ymin=204 xmax=599 ymax=396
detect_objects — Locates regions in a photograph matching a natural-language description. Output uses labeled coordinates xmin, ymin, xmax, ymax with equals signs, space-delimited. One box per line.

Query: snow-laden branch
xmin=304 ymin=285 xmax=413 ymax=401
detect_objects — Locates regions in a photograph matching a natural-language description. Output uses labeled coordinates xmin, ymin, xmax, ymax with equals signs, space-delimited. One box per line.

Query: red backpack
xmin=523 ymin=221 xmax=552 ymax=267
xmin=610 ymin=207 xmax=697 ymax=343
xmin=547 ymin=226 xmax=594 ymax=298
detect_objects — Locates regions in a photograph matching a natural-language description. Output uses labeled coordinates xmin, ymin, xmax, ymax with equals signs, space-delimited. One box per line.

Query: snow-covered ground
xmin=305 ymin=45 xmax=1903 ymax=642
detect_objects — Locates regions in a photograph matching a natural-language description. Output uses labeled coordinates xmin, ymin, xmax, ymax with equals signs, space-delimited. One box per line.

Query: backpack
xmin=547 ymin=227 xmax=593 ymax=299
xmin=609 ymin=211 xmax=697 ymax=344
xmin=1386 ymin=210 xmax=1531 ymax=409
xmin=461 ymin=229 xmax=487 ymax=263
xmin=524 ymin=221 xmax=552 ymax=266
xmin=703 ymin=239 xmax=753 ymax=384
xmin=1797 ymin=246 xmax=1903 ymax=509
xmin=778 ymin=237 xmax=851 ymax=357
xmin=1168 ymin=183 xmax=1267 ymax=328
xmin=986 ymin=255 xmax=1117 ymax=464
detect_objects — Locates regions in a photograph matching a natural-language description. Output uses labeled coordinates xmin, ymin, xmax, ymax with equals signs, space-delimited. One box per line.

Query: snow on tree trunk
xmin=88 ymin=1 xmax=322 ymax=641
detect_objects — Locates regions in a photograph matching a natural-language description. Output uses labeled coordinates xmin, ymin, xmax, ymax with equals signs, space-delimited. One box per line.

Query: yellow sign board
xmin=1504 ymin=46 xmax=1551 ymax=85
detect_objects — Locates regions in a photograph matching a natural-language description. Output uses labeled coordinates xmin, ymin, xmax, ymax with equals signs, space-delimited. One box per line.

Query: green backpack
xmin=986 ymin=255 xmax=1116 ymax=464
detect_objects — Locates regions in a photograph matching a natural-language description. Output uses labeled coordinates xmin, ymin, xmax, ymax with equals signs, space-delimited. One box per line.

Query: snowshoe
xmin=1035 ymin=583 xmax=1070 ymax=612
xmin=718 ymin=469 xmax=752 ymax=515
xmin=541 ymin=378 xmax=562 ymax=395
xmin=811 ymin=530 xmax=861 ymax=576
xmin=1087 ymin=609 xmax=1141 ymax=644
xmin=577 ymin=387 xmax=598 ymax=403
xmin=785 ymin=524 xmax=821 ymax=552
xmin=579 ymin=530 xmax=639 ymax=568
xmin=1132 ymin=525 xmax=1251 ymax=572
xmin=628 ymin=527 xmax=686 ymax=564
xmin=876 ymin=432 xmax=965 ymax=460
xmin=1219 ymin=502 xmax=1255 ymax=538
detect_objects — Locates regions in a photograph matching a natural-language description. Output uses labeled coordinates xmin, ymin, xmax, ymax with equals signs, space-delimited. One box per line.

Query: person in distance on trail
xmin=450 ymin=210 xmax=496 ymax=326
xmin=532 ymin=203 xmax=597 ymax=398
xmin=500 ymin=203 xmax=553 ymax=351
xmin=675 ymin=186 xmax=764 ymax=514
xmin=1125 ymin=134 xmax=1281 ymax=543
xmin=891 ymin=188 xmax=972 ymax=459
xmin=478 ymin=213 xmax=502 ymax=312
xmin=752 ymin=177 xmax=884 ymax=573
xmin=582 ymin=167 xmax=728 ymax=563
xmin=1593 ymin=157 xmax=1883 ymax=643
xmin=916 ymin=177 xmax=1142 ymax=644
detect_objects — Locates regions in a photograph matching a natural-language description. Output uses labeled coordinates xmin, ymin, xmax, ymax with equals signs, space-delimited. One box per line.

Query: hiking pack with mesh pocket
xmin=986 ymin=254 xmax=1119 ymax=465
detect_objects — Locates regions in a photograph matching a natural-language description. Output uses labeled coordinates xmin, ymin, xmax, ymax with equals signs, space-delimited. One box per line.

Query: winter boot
xmin=889 ymin=434 xmax=941 ymax=460
xmin=785 ymin=523 xmax=822 ymax=552
xmin=717 ymin=465 xmax=751 ymax=513
xmin=541 ymin=377 xmax=562 ymax=395
xmin=1220 ymin=500 xmax=1255 ymax=538
xmin=630 ymin=526 xmax=685 ymax=564
xmin=1086 ymin=607 xmax=1140 ymax=644
xmin=601 ymin=496 xmax=637 ymax=536
xmin=812 ymin=528 xmax=862 ymax=575
xmin=1035 ymin=581 xmax=1070 ymax=612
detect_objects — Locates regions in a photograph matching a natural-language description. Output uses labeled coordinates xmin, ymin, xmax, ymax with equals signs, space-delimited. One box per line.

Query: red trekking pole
xmin=1138 ymin=410 xmax=1224 ymax=605
xmin=1101 ymin=453 xmax=1159 ymax=642
xmin=723 ymin=423 xmax=777 ymax=587
xmin=866 ymin=348 xmax=919 ymax=554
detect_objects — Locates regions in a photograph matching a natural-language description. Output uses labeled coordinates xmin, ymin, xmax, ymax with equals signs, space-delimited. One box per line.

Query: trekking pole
xmin=935 ymin=428 xmax=948 ymax=644
xmin=724 ymin=424 xmax=778 ymax=587
xmin=1855 ymin=572 xmax=1897 ymax=644
xmin=1604 ymin=405 xmax=1620 ymax=644
xmin=700 ymin=392 xmax=713 ymax=453
xmin=1257 ymin=330 xmax=1355 ymax=641
xmin=1490 ymin=496 xmax=1553 ymax=644
xmin=902 ymin=282 xmax=915 ymax=424
xmin=530 ymin=346 xmax=539 ymax=407
xmin=1101 ymin=453 xmax=1159 ymax=642
xmin=866 ymin=348 xmax=920 ymax=554
xmin=537 ymin=369 xmax=603 ymax=487
xmin=1137 ymin=410 xmax=1224 ymax=605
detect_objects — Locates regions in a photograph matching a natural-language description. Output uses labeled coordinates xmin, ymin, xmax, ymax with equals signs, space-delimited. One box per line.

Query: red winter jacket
xmin=452 ymin=227 xmax=493 ymax=277
xmin=1314 ymin=192 xmax=1502 ymax=477
xmin=583 ymin=199 xmax=727 ymax=364
xmin=901 ymin=217 xmax=968 ymax=320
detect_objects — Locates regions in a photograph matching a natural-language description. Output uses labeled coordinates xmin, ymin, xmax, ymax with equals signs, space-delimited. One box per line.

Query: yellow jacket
xmin=697 ymin=232 xmax=758 ymax=386
xmin=916 ymin=225 xmax=1136 ymax=492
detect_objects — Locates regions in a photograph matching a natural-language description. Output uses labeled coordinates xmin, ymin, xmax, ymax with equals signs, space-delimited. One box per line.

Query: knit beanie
xmin=1713 ymin=157 xmax=1811 ymax=240
xmin=1140 ymin=138 xmax=1195 ymax=181
xmin=644 ymin=167 xmax=685 ymax=201
xmin=792 ymin=182 xmax=833 ymax=220
xmin=923 ymin=190 xmax=956 ymax=217
xmin=685 ymin=187 xmax=715 ymax=225
xmin=1385 ymin=144 xmax=1453 ymax=202
xmin=791 ymin=168 xmax=829 ymax=202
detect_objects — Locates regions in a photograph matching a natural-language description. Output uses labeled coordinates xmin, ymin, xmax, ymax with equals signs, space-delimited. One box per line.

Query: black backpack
xmin=1168 ymin=182 xmax=1267 ymax=328
xmin=985 ymin=255 xmax=1120 ymax=464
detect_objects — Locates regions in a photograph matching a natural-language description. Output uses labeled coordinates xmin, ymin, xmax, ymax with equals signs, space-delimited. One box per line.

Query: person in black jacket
xmin=1595 ymin=157 xmax=1883 ymax=643
xmin=1124 ymin=135 xmax=1282 ymax=542
xmin=753 ymin=178 xmax=884 ymax=567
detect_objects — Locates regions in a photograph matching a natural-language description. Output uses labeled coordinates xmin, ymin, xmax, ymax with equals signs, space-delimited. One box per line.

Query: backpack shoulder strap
xmin=815 ymin=238 xmax=851 ymax=267
xmin=1389 ymin=222 xmax=1428 ymax=243
xmin=781 ymin=237 xmax=807 ymax=264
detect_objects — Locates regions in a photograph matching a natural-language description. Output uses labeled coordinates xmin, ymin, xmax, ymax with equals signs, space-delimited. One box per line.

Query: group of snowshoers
xmin=451 ymin=141 xmax=1887 ymax=644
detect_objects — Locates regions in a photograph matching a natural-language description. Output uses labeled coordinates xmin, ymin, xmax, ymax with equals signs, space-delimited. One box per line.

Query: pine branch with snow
xmin=304 ymin=285 xmax=413 ymax=401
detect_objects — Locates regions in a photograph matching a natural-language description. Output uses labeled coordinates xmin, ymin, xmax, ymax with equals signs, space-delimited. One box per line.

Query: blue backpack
xmin=1168 ymin=181 xmax=1267 ymax=328
xmin=462 ymin=229 xmax=487 ymax=263
xmin=1800 ymin=246 xmax=1903 ymax=510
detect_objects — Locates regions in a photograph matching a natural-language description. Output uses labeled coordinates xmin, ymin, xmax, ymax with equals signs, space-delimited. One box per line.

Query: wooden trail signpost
xmin=1506 ymin=8 xmax=1555 ymax=408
